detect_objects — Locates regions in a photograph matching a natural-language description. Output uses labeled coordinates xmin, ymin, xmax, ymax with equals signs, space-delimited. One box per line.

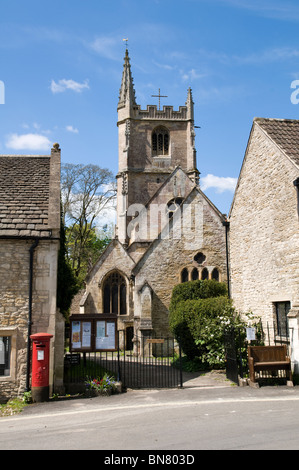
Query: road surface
xmin=1 ymin=382 xmax=299 ymax=452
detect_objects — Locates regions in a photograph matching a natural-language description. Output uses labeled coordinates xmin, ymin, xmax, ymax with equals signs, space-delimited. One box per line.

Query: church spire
xmin=118 ymin=48 xmax=137 ymax=112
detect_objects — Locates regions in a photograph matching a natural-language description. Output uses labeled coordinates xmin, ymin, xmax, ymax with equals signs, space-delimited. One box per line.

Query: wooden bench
xmin=248 ymin=345 xmax=293 ymax=387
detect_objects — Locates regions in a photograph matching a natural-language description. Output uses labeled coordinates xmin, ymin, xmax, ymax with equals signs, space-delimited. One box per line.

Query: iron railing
xmin=64 ymin=331 xmax=183 ymax=392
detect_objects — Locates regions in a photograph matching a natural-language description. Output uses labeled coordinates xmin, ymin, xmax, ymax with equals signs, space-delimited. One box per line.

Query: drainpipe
xmin=294 ymin=178 xmax=299 ymax=210
xmin=25 ymin=238 xmax=39 ymax=392
xmin=222 ymin=220 xmax=231 ymax=299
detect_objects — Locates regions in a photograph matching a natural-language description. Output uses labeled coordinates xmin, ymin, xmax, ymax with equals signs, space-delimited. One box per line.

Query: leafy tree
xmin=66 ymin=223 xmax=111 ymax=287
xmin=61 ymin=163 xmax=116 ymax=282
xmin=57 ymin=213 xmax=80 ymax=319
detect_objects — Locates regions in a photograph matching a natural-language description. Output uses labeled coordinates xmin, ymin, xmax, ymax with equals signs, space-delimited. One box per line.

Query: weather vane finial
xmin=123 ymin=38 xmax=129 ymax=49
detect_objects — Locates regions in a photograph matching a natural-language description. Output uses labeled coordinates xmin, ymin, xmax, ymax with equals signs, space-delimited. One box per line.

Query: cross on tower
xmin=151 ymin=88 xmax=168 ymax=110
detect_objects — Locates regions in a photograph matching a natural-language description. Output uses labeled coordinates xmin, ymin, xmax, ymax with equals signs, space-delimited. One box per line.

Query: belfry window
xmin=103 ymin=271 xmax=127 ymax=315
xmin=152 ymin=127 xmax=169 ymax=156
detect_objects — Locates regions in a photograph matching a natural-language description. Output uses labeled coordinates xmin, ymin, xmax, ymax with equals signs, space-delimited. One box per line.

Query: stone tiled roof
xmin=0 ymin=155 xmax=53 ymax=237
xmin=255 ymin=118 xmax=299 ymax=167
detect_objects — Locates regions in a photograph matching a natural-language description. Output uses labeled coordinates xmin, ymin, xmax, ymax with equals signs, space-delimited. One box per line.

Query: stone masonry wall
xmin=229 ymin=123 xmax=299 ymax=327
xmin=134 ymin=191 xmax=227 ymax=337
xmin=0 ymin=239 xmax=59 ymax=401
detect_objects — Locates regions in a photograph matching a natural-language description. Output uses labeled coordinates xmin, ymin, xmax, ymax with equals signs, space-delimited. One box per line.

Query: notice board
xmin=69 ymin=314 xmax=117 ymax=352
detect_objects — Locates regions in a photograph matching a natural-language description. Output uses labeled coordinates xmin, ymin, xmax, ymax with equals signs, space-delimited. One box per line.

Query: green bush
xmin=169 ymin=279 xmax=263 ymax=369
xmin=169 ymin=295 xmax=232 ymax=363
xmin=170 ymin=279 xmax=228 ymax=304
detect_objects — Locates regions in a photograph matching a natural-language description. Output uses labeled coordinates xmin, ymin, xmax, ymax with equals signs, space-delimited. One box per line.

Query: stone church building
xmin=80 ymin=50 xmax=228 ymax=350
xmin=0 ymin=145 xmax=64 ymax=401
xmin=229 ymin=118 xmax=299 ymax=372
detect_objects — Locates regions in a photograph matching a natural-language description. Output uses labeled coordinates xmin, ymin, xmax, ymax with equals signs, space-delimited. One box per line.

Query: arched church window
xmin=152 ymin=127 xmax=169 ymax=156
xmin=181 ymin=268 xmax=189 ymax=283
xmin=191 ymin=268 xmax=199 ymax=281
xmin=166 ymin=197 xmax=184 ymax=219
xmin=201 ymin=268 xmax=209 ymax=280
xmin=212 ymin=268 xmax=220 ymax=282
xmin=103 ymin=271 xmax=127 ymax=315
xmin=103 ymin=284 xmax=110 ymax=313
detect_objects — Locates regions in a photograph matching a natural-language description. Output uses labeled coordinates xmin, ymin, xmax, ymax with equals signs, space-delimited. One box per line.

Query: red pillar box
xmin=30 ymin=333 xmax=53 ymax=402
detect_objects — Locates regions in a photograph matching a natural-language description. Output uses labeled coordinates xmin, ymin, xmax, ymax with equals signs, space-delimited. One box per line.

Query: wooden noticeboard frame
xmin=69 ymin=314 xmax=118 ymax=352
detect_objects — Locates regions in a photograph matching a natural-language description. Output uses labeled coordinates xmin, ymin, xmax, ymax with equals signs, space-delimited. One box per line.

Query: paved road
xmin=1 ymin=373 xmax=299 ymax=451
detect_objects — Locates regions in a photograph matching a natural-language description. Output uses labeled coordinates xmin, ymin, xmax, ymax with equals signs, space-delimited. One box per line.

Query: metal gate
xmin=64 ymin=331 xmax=183 ymax=392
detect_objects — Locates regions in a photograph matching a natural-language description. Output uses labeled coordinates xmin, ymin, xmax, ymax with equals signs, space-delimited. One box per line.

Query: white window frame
xmin=0 ymin=328 xmax=17 ymax=382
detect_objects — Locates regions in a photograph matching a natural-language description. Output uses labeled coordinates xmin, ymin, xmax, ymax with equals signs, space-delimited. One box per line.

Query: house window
xmin=103 ymin=271 xmax=127 ymax=315
xmin=152 ymin=127 xmax=169 ymax=156
xmin=0 ymin=336 xmax=11 ymax=377
xmin=275 ymin=302 xmax=291 ymax=337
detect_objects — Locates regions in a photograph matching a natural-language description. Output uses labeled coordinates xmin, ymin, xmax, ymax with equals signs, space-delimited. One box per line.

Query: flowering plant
xmin=85 ymin=373 xmax=116 ymax=396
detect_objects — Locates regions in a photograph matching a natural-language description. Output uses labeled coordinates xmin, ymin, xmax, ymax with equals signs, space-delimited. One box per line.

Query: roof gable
xmin=132 ymin=185 xmax=225 ymax=275
xmin=256 ymin=118 xmax=299 ymax=168
xmin=0 ymin=147 xmax=61 ymax=238
xmin=229 ymin=118 xmax=299 ymax=217
xmin=85 ymin=237 xmax=136 ymax=283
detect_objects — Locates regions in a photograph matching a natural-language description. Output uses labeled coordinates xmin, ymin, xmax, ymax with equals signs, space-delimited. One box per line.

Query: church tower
xmin=116 ymin=48 xmax=200 ymax=244
xmin=82 ymin=48 xmax=227 ymax=348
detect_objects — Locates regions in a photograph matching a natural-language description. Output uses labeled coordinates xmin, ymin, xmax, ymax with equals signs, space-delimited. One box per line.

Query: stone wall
xmin=0 ymin=239 xmax=60 ymax=401
xmin=84 ymin=240 xmax=136 ymax=330
xmin=134 ymin=190 xmax=227 ymax=337
xmin=229 ymin=123 xmax=299 ymax=326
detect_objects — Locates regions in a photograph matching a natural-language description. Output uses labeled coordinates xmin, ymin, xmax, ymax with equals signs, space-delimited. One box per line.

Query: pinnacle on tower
xmin=118 ymin=48 xmax=137 ymax=111
xmin=186 ymin=87 xmax=194 ymax=121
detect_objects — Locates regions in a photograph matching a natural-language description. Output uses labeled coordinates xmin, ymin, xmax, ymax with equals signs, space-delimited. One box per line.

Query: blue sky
xmin=0 ymin=0 xmax=299 ymax=217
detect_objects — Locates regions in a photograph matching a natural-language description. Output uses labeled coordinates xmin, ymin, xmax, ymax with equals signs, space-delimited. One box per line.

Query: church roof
xmin=0 ymin=147 xmax=61 ymax=238
xmin=255 ymin=118 xmax=299 ymax=167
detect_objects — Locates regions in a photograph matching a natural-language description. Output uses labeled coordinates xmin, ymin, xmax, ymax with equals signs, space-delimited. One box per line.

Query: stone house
xmin=229 ymin=118 xmax=299 ymax=372
xmin=79 ymin=50 xmax=228 ymax=350
xmin=0 ymin=144 xmax=64 ymax=401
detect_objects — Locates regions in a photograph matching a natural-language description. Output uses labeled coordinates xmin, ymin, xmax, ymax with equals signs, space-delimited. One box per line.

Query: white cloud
xmin=90 ymin=36 xmax=119 ymax=60
xmin=181 ymin=69 xmax=206 ymax=82
xmin=5 ymin=133 xmax=51 ymax=151
xmin=201 ymin=174 xmax=237 ymax=193
xmin=50 ymin=79 xmax=89 ymax=94
xmin=66 ymin=125 xmax=79 ymax=134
